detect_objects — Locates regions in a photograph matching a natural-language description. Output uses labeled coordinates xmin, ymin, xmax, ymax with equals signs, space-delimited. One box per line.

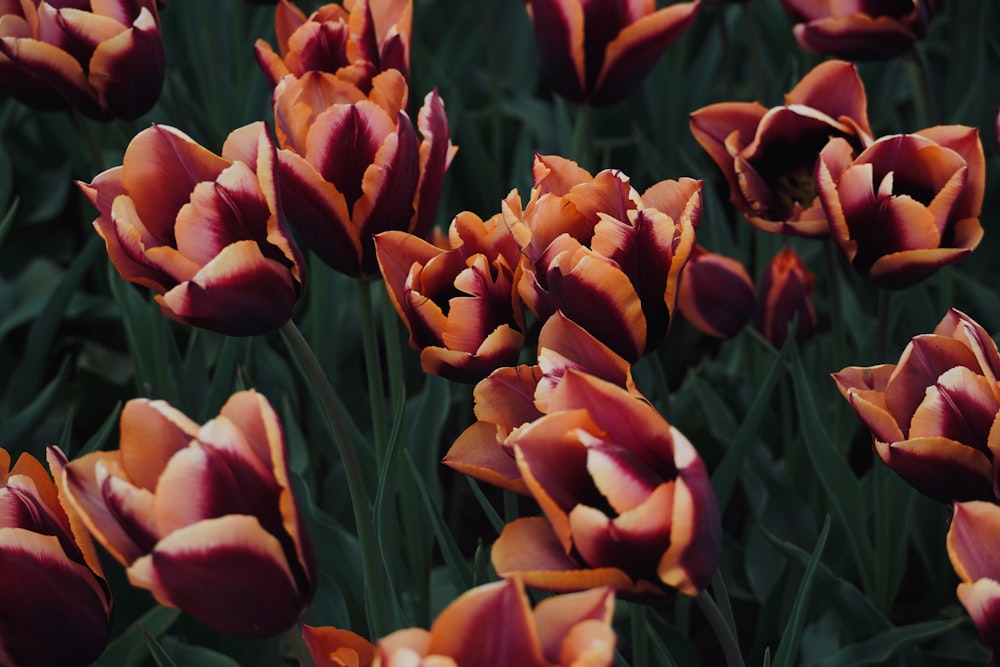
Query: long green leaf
xmin=771 ymin=515 xmax=831 ymax=667
xmin=96 ymin=606 xmax=181 ymax=667
xmin=804 ymin=618 xmax=965 ymax=667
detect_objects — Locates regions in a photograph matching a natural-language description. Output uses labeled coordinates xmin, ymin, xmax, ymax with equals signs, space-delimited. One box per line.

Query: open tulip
xmin=491 ymin=370 xmax=721 ymax=598
xmin=273 ymin=69 xmax=455 ymax=278
xmin=0 ymin=0 xmax=163 ymax=120
xmin=375 ymin=199 xmax=526 ymax=383
xmin=817 ymin=125 xmax=985 ymax=289
xmin=526 ymin=0 xmax=700 ymax=106
xmin=48 ymin=390 xmax=316 ymax=637
xmin=677 ymin=244 xmax=755 ymax=339
xmin=509 ymin=154 xmax=699 ymax=361
xmin=0 ymin=449 xmax=111 ymax=667
xmin=833 ymin=309 xmax=1000 ymax=503
xmin=254 ymin=0 xmax=410 ymax=91
xmin=947 ymin=501 xmax=1000 ymax=667
xmin=690 ymin=60 xmax=872 ymax=237
xmin=754 ymin=246 xmax=816 ymax=348
xmin=79 ymin=122 xmax=305 ymax=336
xmin=779 ymin=0 xmax=933 ymax=61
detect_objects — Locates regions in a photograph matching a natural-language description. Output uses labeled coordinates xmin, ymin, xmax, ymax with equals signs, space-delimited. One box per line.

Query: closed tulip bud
xmin=779 ymin=0 xmax=933 ymax=61
xmin=0 ymin=449 xmax=111 ymax=667
xmin=254 ymin=0 xmax=410 ymax=91
xmin=690 ymin=60 xmax=873 ymax=238
xmin=511 ymin=155 xmax=699 ymax=361
xmin=818 ymin=126 xmax=985 ymax=289
xmin=79 ymin=122 xmax=305 ymax=336
xmin=0 ymin=0 xmax=163 ymax=120
xmin=491 ymin=371 xmax=721 ymax=598
xmin=374 ymin=204 xmax=526 ymax=383
xmin=526 ymin=0 xmax=700 ymax=106
xmin=273 ymin=69 xmax=456 ymax=278
xmin=948 ymin=501 xmax=1000 ymax=667
xmin=677 ymin=245 xmax=755 ymax=339
xmin=49 ymin=390 xmax=317 ymax=637
xmin=754 ymin=246 xmax=816 ymax=348
xmin=833 ymin=309 xmax=1000 ymax=504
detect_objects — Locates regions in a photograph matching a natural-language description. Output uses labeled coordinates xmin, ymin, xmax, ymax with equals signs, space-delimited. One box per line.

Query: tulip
xmin=48 ymin=390 xmax=317 ymax=637
xmin=375 ymin=199 xmax=526 ymax=383
xmin=526 ymin=0 xmax=700 ymax=106
xmin=444 ymin=311 xmax=641 ymax=493
xmin=947 ymin=501 xmax=1000 ymax=667
xmin=509 ymin=154 xmax=699 ymax=361
xmin=491 ymin=370 xmax=721 ymax=598
xmin=302 ymin=625 xmax=376 ymax=667
xmin=754 ymin=246 xmax=816 ymax=348
xmin=0 ymin=449 xmax=111 ymax=667
xmin=79 ymin=122 xmax=305 ymax=336
xmin=690 ymin=60 xmax=872 ymax=238
xmin=817 ymin=125 xmax=985 ymax=289
xmin=833 ymin=309 xmax=1000 ymax=503
xmin=0 ymin=0 xmax=163 ymax=120
xmin=254 ymin=0 xmax=410 ymax=91
xmin=677 ymin=244 xmax=755 ymax=339
xmin=372 ymin=579 xmax=615 ymax=666
xmin=779 ymin=0 xmax=933 ymax=61
xmin=272 ymin=69 xmax=455 ymax=278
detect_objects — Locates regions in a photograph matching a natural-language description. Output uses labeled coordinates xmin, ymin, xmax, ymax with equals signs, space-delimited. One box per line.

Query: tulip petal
xmin=909 ymin=366 xmax=999 ymax=445
xmin=127 ymin=514 xmax=304 ymax=637
xmin=792 ymin=16 xmax=920 ymax=61
xmin=419 ymin=325 xmax=525 ymax=384
xmin=527 ymin=0 xmax=586 ymax=103
xmin=876 ymin=436 xmax=993 ymax=503
xmin=956 ymin=579 xmax=1000 ymax=660
xmin=533 ymin=587 xmax=614 ymax=665
xmin=948 ymin=501 xmax=1000 ymax=584
xmin=118 ymin=399 xmax=199 ymax=491
xmin=784 ymin=59 xmax=872 ymax=138
xmin=87 ymin=6 xmax=163 ymax=119
xmin=443 ymin=421 xmax=528 ymax=494
xmin=0 ymin=35 xmax=98 ymax=115
xmin=411 ymin=88 xmax=457 ymax=240
xmin=302 ymin=625 xmax=376 ymax=667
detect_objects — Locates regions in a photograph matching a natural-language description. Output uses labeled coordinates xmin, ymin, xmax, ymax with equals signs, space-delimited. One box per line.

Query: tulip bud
xmin=0 ymin=449 xmax=111 ymax=667
xmin=0 ymin=0 xmax=164 ymax=120
xmin=79 ymin=122 xmax=305 ymax=336
xmin=947 ymin=501 xmax=1000 ymax=666
xmin=754 ymin=247 xmax=816 ymax=348
xmin=49 ymin=390 xmax=316 ymax=637
xmin=677 ymin=245 xmax=755 ymax=339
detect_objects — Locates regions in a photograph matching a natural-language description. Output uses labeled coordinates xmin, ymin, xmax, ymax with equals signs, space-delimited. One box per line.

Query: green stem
xmin=876 ymin=289 xmax=892 ymax=361
xmin=907 ymin=46 xmax=937 ymax=127
xmin=631 ymin=603 xmax=649 ymax=667
xmin=718 ymin=5 xmax=734 ymax=98
xmin=279 ymin=320 xmax=390 ymax=636
xmin=695 ymin=590 xmax=746 ymax=667
xmin=357 ymin=278 xmax=389 ymax=466
xmin=379 ymin=283 xmax=406 ymax=414
xmin=571 ymin=105 xmax=592 ymax=169
xmin=823 ymin=241 xmax=846 ymax=369
xmin=872 ymin=461 xmax=892 ymax=613
xmin=283 ymin=627 xmax=316 ymax=667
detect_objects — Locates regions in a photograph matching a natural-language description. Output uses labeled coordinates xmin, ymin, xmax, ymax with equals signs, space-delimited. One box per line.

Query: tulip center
xmin=771 ymin=163 xmax=817 ymax=220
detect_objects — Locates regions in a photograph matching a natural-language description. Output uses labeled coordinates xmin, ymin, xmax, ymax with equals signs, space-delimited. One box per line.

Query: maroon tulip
xmin=677 ymin=244 xmax=755 ymax=339
xmin=0 ymin=449 xmax=111 ymax=667
xmin=947 ymin=501 xmax=1000 ymax=667
xmin=754 ymin=246 xmax=816 ymax=348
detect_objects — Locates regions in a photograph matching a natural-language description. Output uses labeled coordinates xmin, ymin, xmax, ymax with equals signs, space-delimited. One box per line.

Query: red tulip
xmin=833 ymin=309 xmax=1000 ymax=503
xmin=0 ymin=0 xmax=163 ymax=120
xmin=754 ymin=246 xmax=816 ymax=348
xmin=375 ymin=199 xmax=525 ymax=383
xmin=254 ymin=0 xmax=410 ymax=91
xmin=677 ymin=244 xmax=755 ymax=339
xmin=947 ymin=501 xmax=1000 ymax=667
xmin=779 ymin=0 xmax=933 ymax=61
xmin=526 ymin=0 xmax=700 ymax=106
xmin=0 ymin=449 xmax=111 ymax=667
xmin=510 ymin=154 xmax=699 ymax=361
xmin=48 ymin=390 xmax=317 ymax=637
xmin=817 ymin=125 xmax=985 ymax=289
xmin=491 ymin=370 xmax=721 ymax=598
xmin=273 ymin=69 xmax=455 ymax=278
xmin=690 ymin=60 xmax=872 ymax=238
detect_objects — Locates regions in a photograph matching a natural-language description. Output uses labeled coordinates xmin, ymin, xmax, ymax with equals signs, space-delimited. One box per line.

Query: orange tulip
xmin=510 ymin=155 xmax=699 ymax=361
xmin=526 ymin=0 xmax=700 ymax=106
xmin=779 ymin=0 xmax=933 ymax=61
xmin=0 ymin=449 xmax=111 ymax=667
xmin=444 ymin=311 xmax=641 ymax=493
xmin=302 ymin=625 xmax=377 ymax=667
xmin=817 ymin=125 xmax=985 ymax=289
xmin=80 ymin=122 xmax=305 ymax=336
xmin=273 ymin=69 xmax=455 ymax=278
xmin=0 ymin=0 xmax=163 ymax=120
xmin=491 ymin=370 xmax=721 ymax=598
xmin=833 ymin=309 xmax=1000 ymax=503
xmin=254 ymin=0 xmax=410 ymax=91
xmin=947 ymin=501 xmax=1000 ymax=667
xmin=677 ymin=244 xmax=755 ymax=339
xmin=48 ymin=390 xmax=317 ymax=637
xmin=690 ymin=60 xmax=872 ymax=238
xmin=754 ymin=246 xmax=816 ymax=348
xmin=375 ymin=200 xmax=525 ymax=383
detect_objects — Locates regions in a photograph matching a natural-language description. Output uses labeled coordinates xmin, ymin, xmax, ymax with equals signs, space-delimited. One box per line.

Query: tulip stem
xmin=876 ymin=289 xmax=892 ymax=361
xmin=907 ymin=46 xmax=937 ymax=127
xmin=696 ymin=590 xmax=746 ymax=667
xmin=357 ymin=278 xmax=390 ymax=467
xmin=823 ymin=241 xmax=846 ymax=369
xmin=280 ymin=320 xmax=390 ymax=636
xmin=571 ymin=105 xmax=592 ymax=169
xmin=283 ymin=627 xmax=316 ymax=667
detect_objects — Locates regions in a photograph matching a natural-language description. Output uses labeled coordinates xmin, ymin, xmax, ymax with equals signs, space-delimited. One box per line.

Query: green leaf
xmin=0 ymin=197 xmax=17 ymax=250
xmin=0 ymin=358 xmax=69 ymax=447
xmin=96 ymin=606 xmax=181 ymax=667
xmin=143 ymin=630 xmax=179 ymax=667
xmin=771 ymin=515 xmax=831 ymax=667
xmin=76 ymin=402 xmax=122 ymax=457
xmin=160 ymin=637 xmax=242 ymax=667
xmin=804 ymin=618 xmax=965 ymax=667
